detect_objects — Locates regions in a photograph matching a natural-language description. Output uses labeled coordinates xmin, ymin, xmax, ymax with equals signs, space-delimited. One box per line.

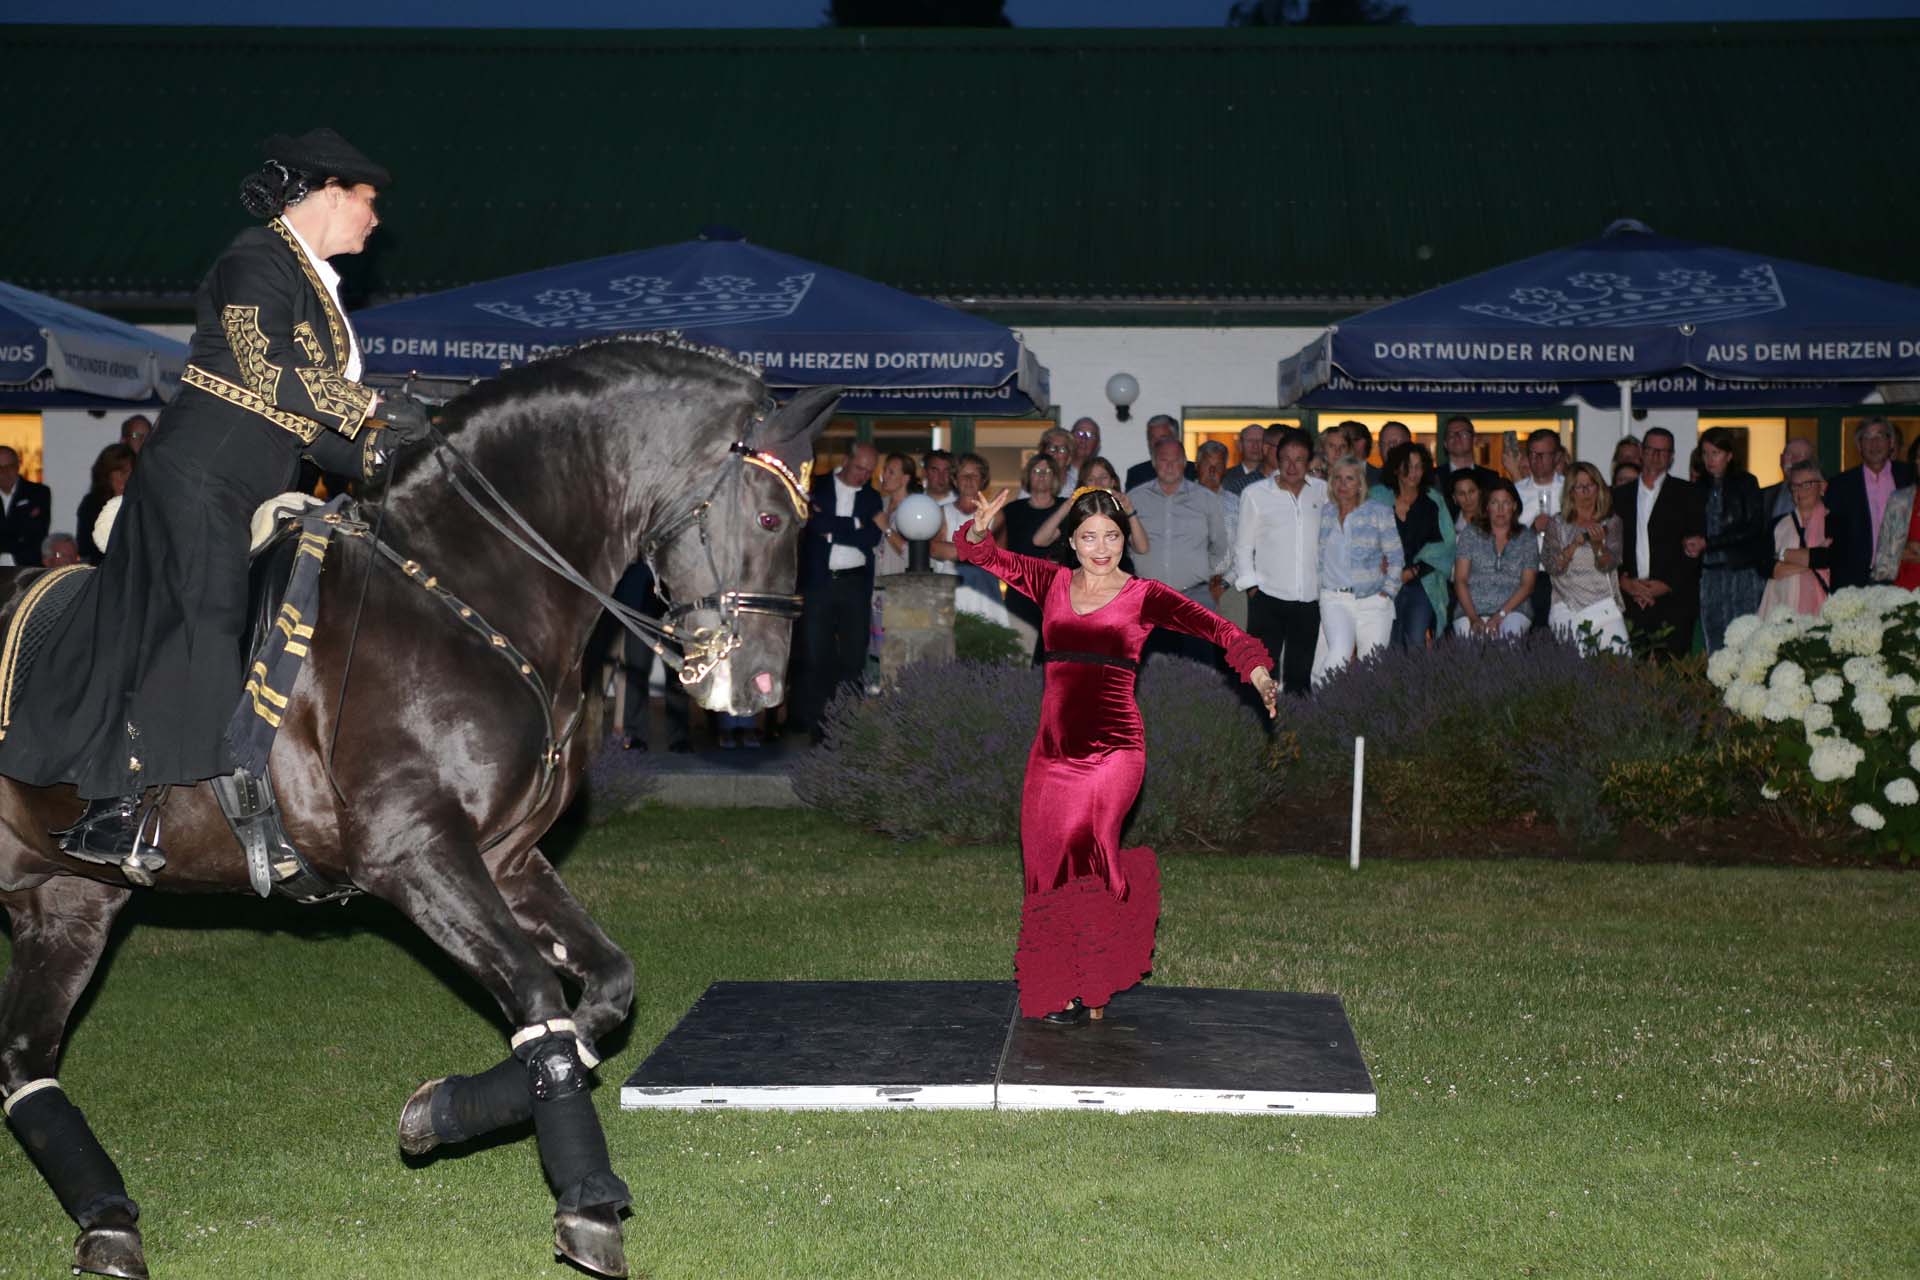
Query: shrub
xmin=792 ymin=655 xmax=1268 ymax=850
xmin=1707 ymin=587 xmax=1920 ymax=860
xmin=1280 ymin=634 xmax=1736 ymax=846
xmin=954 ymin=611 xmax=1028 ymax=665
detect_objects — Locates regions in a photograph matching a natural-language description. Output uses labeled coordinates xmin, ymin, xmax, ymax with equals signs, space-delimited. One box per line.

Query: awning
xmin=0 ymin=281 xmax=185 ymax=403
xmin=354 ymin=232 xmax=1049 ymax=414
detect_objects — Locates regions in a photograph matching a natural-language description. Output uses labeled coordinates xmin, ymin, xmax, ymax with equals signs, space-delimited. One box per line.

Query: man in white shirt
xmin=796 ymin=443 xmax=884 ymax=737
xmin=1512 ymin=428 xmax=1565 ymax=625
xmin=1234 ymin=429 xmax=1326 ymax=696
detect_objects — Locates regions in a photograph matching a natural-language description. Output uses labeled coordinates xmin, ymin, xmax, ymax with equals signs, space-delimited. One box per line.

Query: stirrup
xmin=53 ymin=794 xmax=167 ymax=885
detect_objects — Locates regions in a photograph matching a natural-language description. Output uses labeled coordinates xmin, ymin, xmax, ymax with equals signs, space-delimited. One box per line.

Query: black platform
xmin=620 ymin=981 xmax=1375 ymax=1116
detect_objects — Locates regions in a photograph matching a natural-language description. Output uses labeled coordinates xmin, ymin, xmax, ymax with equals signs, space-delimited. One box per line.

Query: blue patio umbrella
xmin=354 ymin=232 xmax=1048 ymax=414
xmin=0 ymin=280 xmax=186 ymax=405
xmin=1279 ymin=220 xmax=1920 ymax=412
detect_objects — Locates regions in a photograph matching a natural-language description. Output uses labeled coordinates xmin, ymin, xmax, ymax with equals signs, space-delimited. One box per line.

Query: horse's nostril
xmin=754 ymin=671 xmax=774 ymax=694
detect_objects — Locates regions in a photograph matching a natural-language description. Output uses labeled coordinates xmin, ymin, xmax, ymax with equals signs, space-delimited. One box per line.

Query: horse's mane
xmin=436 ymin=331 xmax=764 ymax=429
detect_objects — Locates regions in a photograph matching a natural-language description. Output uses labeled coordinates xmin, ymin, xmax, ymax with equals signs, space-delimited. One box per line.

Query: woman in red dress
xmin=957 ymin=486 xmax=1278 ymax=1025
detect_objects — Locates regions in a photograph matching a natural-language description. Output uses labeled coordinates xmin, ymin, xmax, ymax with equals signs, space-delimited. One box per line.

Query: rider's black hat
xmin=261 ymin=128 xmax=391 ymax=189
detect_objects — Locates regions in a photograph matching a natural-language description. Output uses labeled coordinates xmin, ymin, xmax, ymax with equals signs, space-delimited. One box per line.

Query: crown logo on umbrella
xmin=1461 ymin=264 xmax=1786 ymax=329
xmin=474 ymin=273 xmax=816 ymax=332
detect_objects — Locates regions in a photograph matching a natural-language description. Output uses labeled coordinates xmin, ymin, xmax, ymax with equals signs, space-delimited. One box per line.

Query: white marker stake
xmin=1349 ymin=736 xmax=1365 ymax=870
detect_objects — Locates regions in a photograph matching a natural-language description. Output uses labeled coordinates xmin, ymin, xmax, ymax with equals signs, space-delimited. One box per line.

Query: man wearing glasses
xmin=1614 ymin=427 xmax=1705 ymax=658
xmin=1065 ymin=417 xmax=1101 ymax=491
xmin=1825 ymin=417 xmax=1915 ymax=589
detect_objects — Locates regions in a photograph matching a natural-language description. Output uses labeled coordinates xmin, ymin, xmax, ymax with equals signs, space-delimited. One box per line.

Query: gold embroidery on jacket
xmin=293 ymin=321 xmax=325 ymax=365
xmin=268 ymin=219 xmax=349 ymax=368
xmin=221 ymin=305 xmax=281 ymax=404
xmin=182 ymin=364 xmax=322 ymax=444
xmin=295 ymin=366 xmax=374 ymax=437
xmin=265 ymin=219 xmax=372 ymax=439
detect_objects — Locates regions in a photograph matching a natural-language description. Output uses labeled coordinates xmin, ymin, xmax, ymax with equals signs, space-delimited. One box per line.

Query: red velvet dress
xmin=1898 ymin=500 xmax=1920 ymax=591
xmin=955 ymin=525 xmax=1270 ymax=1017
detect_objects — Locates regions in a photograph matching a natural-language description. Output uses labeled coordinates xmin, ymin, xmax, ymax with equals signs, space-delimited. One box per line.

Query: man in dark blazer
xmin=1434 ymin=415 xmax=1502 ymax=518
xmin=1758 ymin=437 xmax=1818 ymax=530
xmin=794 ymin=441 xmax=883 ymax=738
xmin=1614 ymin=428 xmax=1706 ymax=659
xmin=1823 ymin=418 xmax=1916 ymax=590
xmin=0 ymin=446 xmax=51 ymax=568
xmin=1123 ymin=414 xmax=1196 ymax=491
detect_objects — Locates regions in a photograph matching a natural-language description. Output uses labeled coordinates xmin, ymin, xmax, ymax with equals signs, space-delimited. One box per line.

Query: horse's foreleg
xmin=402 ymin=842 xmax=634 ymax=1163
xmin=356 ymin=842 xmax=629 ymax=1278
xmin=488 ymin=842 xmax=635 ymax=1066
xmin=0 ymin=876 xmax=148 ymax=1280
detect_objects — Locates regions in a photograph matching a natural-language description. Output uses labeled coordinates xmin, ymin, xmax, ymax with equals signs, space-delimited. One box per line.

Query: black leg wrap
xmin=429 ymin=1055 xmax=535 ymax=1145
xmin=519 ymin=1035 xmax=629 ymax=1215
xmin=5 ymin=1086 xmax=138 ymax=1229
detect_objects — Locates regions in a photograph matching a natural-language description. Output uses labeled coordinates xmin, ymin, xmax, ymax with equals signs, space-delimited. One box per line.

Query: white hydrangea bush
xmin=1709 ymin=586 xmax=1920 ymax=858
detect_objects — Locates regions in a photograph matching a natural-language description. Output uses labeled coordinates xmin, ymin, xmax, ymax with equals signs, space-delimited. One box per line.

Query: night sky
xmin=5 ymin=0 xmax=1917 ymax=25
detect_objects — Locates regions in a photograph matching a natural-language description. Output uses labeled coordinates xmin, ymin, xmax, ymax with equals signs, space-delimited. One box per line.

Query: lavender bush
xmin=1279 ymin=635 xmax=1741 ymax=845
xmin=793 ymin=656 xmax=1267 ymax=849
xmin=577 ymin=736 xmax=664 ymax=823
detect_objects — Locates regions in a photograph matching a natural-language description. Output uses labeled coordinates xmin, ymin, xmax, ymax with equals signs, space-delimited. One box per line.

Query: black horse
xmin=0 ymin=335 xmax=836 ymax=1279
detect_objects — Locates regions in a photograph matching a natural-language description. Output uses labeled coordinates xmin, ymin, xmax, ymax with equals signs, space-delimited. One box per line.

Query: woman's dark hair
xmin=1696 ymin=426 xmax=1749 ymax=478
xmin=87 ymin=443 xmax=136 ymax=503
xmin=1385 ymin=441 xmax=1434 ymax=490
xmin=1051 ymin=487 xmax=1128 ymax=565
xmin=239 ymin=160 xmax=327 ymax=219
xmin=1612 ymin=461 xmax=1641 ymax=487
xmin=1078 ymin=454 xmax=1121 ymax=490
xmin=883 ymin=450 xmax=920 ymax=492
xmin=1474 ymin=477 xmax=1524 ymax=535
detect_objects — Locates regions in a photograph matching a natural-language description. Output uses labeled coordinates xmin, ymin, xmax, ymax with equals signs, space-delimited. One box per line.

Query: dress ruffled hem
xmin=1013 ymin=847 xmax=1161 ymax=1018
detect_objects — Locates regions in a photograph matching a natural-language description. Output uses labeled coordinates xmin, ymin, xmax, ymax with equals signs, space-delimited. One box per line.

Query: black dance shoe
xmin=1041 ymin=998 xmax=1090 ymax=1027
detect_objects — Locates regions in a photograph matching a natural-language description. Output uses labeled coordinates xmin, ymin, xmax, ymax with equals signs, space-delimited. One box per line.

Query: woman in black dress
xmin=999 ymin=452 xmax=1063 ymax=658
xmin=0 ymin=129 xmax=426 ymax=857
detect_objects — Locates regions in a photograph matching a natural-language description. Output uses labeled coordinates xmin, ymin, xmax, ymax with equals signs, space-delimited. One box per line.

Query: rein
xmin=423 ymin=415 xmax=808 ymax=685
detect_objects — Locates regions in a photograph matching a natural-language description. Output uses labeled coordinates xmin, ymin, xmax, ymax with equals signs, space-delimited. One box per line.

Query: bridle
xmin=630 ymin=438 xmax=813 ymax=683
xmin=424 ymin=402 xmax=811 ymax=686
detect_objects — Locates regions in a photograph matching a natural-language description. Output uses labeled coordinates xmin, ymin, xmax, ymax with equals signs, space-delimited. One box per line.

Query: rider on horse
xmin=0 ymin=128 xmax=427 ymax=857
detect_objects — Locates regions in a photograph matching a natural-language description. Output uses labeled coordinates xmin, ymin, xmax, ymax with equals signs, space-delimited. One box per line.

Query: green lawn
xmin=1 ymin=809 xmax=1915 ymax=1279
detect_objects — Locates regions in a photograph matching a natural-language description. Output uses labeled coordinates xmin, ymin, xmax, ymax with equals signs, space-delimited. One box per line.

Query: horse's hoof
xmin=398 ymin=1077 xmax=445 ymax=1157
xmin=73 ymin=1225 xmax=147 ymax=1279
xmin=554 ymin=1205 xmax=627 ymax=1278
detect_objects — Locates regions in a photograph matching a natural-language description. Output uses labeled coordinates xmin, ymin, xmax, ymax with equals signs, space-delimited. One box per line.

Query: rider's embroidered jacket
xmin=177 ymin=218 xmax=381 ymax=482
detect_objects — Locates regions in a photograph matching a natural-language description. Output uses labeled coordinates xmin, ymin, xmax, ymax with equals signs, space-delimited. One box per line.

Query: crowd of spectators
xmin=615 ymin=409 xmax=1920 ymax=748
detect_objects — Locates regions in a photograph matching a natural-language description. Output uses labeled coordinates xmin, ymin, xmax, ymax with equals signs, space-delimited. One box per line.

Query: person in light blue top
xmin=1318 ymin=457 xmax=1403 ymax=679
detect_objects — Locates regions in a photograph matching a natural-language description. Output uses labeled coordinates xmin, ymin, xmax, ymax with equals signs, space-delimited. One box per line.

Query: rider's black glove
xmin=375 ymin=392 xmax=432 ymax=446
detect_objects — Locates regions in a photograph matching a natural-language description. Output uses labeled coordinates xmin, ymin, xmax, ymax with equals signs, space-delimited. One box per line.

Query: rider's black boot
xmin=52 ymin=796 xmax=149 ymax=861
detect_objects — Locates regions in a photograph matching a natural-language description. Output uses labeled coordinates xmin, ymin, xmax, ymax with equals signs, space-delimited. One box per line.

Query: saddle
xmin=0 ymin=493 xmax=355 ymax=902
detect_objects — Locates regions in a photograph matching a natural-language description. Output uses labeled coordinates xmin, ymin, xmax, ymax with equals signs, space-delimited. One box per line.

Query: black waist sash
xmin=1040 ymin=649 xmax=1139 ymax=672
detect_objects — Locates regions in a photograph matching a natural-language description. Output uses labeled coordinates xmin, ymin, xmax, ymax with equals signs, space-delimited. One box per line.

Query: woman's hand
xmin=1903 ymin=539 xmax=1920 ymax=564
xmin=1251 ymin=667 xmax=1279 ymax=719
xmin=969 ymin=487 xmax=1012 ymax=541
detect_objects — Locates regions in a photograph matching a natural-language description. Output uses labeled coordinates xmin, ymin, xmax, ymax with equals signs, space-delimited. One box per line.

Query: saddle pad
xmin=0 ymin=565 xmax=94 ymax=743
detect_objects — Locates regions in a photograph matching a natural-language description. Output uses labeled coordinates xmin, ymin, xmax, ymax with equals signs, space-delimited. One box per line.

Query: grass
xmin=1 ymin=808 xmax=1916 ymax=1279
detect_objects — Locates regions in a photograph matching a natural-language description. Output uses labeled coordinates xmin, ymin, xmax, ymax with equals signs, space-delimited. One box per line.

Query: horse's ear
xmin=756 ymin=385 xmax=844 ymax=472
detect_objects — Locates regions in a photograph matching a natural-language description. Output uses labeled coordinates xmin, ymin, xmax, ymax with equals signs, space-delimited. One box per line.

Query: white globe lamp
xmin=893 ymin=491 xmax=945 ymax=573
xmin=1105 ymin=372 xmax=1140 ymax=422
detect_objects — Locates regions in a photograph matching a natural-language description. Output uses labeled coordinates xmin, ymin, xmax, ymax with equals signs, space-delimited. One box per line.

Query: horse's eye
xmin=759 ymin=511 xmax=783 ymax=531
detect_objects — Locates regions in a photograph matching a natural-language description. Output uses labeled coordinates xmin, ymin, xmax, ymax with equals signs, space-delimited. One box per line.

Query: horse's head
xmin=644 ymin=384 xmax=839 ymax=715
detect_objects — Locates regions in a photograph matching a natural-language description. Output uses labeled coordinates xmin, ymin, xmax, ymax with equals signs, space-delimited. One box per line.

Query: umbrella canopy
xmin=1280 ymin=220 xmax=1920 ymax=404
xmin=355 ymin=233 xmax=1049 ymax=414
xmin=0 ymin=281 xmax=186 ymax=403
